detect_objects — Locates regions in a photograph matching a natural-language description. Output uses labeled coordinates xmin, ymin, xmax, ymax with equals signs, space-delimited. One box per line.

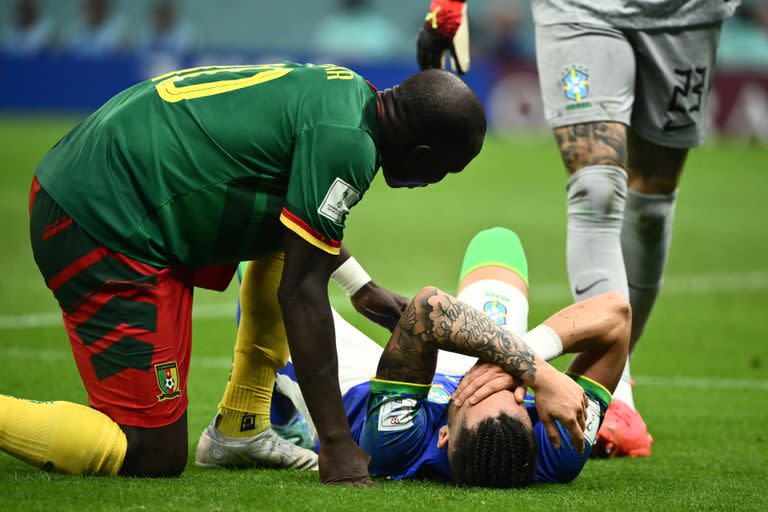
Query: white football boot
xmin=195 ymin=419 xmax=318 ymax=470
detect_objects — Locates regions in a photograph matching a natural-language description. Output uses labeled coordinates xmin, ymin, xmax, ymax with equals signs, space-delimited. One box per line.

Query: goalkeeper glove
xmin=417 ymin=0 xmax=470 ymax=75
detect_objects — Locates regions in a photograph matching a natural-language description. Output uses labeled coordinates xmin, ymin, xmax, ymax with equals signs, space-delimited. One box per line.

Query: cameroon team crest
xmin=155 ymin=362 xmax=182 ymax=401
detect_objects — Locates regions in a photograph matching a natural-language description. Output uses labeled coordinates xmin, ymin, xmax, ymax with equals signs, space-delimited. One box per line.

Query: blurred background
xmin=1 ymin=4 xmax=766 ymax=501
xmin=1 ymin=0 xmax=767 ymax=141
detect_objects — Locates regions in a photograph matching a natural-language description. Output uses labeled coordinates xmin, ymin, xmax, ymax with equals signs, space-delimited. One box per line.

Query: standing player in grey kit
xmin=417 ymin=0 xmax=740 ymax=457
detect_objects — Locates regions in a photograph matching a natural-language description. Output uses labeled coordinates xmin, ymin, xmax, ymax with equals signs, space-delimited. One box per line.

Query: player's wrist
xmin=331 ymin=257 xmax=372 ymax=297
xmin=522 ymin=324 xmax=564 ymax=362
xmin=527 ymin=359 xmax=555 ymax=391
xmin=318 ymin=430 xmax=356 ymax=448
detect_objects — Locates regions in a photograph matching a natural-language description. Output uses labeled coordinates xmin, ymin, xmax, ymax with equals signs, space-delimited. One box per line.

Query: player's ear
xmin=437 ymin=425 xmax=450 ymax=450
xmin=406 ymin=145 xmax=432 ymax=165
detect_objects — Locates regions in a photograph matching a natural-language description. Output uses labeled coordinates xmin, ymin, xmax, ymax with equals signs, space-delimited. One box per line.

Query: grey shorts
xmin=535 ymin=22 xmax=722 ymax=148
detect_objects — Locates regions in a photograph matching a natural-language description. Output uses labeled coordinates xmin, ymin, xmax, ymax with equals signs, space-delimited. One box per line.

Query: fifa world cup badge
xmin=155 ymin=362 xmax=182 ymax=401
xmin=562 ymin=65 xmax=592 ymax=111
xmin=318 ymin=178 xmax=360 ymax=223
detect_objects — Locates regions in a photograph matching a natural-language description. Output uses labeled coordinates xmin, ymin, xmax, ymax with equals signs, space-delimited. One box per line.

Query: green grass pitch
xmin=0 ymin=116 xmax=766 ymax=511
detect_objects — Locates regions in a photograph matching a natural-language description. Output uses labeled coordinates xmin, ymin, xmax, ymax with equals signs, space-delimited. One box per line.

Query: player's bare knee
xmin=121 ymin=438 xmax=188 ymax=477
xmin=120 ymin=416 xmax=188 ymax=477
xmin=554 ymin=122 xmax=628 ymax=174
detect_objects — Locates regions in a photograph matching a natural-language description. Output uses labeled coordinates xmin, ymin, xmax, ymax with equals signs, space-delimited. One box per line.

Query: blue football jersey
xmin=344 ymin=372 xmax=612 ymax=484
xmin=345 ymin=373 xmax=461 ymax=481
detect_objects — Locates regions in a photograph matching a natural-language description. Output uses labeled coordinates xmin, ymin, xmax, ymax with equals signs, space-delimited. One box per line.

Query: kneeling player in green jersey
xmin=252 ymin=228 xmax=631 ymax=487
xmin=0 ymin=63 xmax=486 ymax=484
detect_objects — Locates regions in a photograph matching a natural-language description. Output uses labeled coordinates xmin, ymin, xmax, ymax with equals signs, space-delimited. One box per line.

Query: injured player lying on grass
xmin=197 ymin=228 xmax=631 ymax=487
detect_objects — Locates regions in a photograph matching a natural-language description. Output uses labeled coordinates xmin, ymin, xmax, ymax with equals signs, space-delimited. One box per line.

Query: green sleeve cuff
xmin=566 ymin=372 xmax=612 ymax=408
xmin=370 ymin=378 xmax=431 ymax=397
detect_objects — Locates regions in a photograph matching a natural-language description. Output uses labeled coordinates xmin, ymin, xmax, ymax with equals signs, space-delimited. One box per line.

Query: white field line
xmin=1 ymin=270 xmax=768 ymax=331
xmin=632 ymin=375 xmax=768 ymax=392
xmin=0 ymin=345 xmax=766 ymax=391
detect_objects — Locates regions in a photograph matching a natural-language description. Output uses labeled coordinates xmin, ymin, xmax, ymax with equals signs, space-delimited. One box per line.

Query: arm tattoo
xmin=376 ymin=288 xmax=537 ymax=385
xmin=375 ymin=301 xmax=437 ymax=384
xmin=554 ymin=122 xmax=627 ymax=174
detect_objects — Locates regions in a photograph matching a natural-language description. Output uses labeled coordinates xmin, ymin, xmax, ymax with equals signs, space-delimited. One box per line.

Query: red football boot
xmin=592 ymin=399 xmax=654 ymax=458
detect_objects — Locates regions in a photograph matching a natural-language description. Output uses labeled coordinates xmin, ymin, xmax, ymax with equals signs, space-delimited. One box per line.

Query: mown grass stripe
xmin=2 ymin=270 xmax=767 ymax=330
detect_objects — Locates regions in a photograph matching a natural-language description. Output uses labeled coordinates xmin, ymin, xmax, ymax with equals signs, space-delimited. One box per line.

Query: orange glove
xmin=417 ymin=0 xmax=470 ymax=75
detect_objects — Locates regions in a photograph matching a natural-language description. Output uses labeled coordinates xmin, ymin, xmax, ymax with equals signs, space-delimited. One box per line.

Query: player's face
xmin=439 ymin=388 xmax=532 ymax=460
xmin=451 ymin=389 xmax=532 ymax=432
xmin=381 ymin=154 xmax=452 ymax=189
xmin=381 ymin=142 xmax=472 ymax=189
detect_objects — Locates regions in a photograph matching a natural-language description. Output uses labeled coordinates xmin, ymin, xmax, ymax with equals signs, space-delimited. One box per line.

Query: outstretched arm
xmin=556 ymin=292 xmax=631 ymax=391
xmin=279 ymin=231 xmax=372 ymax=486
xmin=333 ymin=246 xmax=408 ymax=331
xmin=453 ymin=292 xmax=631 ymax=407
xmin=376 ymin=286 xmax=536 ymax=384
xmin=376 ymin=286 xmax=588 ymax=452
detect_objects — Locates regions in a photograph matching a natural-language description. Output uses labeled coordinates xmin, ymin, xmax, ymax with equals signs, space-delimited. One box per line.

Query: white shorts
xmin=332 ymin=309 xmax=384 ymax=395
xmin=535 ymin=22 xmax=722 ymax=148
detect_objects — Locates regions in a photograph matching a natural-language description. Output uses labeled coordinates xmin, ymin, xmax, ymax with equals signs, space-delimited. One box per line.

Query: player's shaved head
xmin=377 ymin=69 xmax=486 ymax=188
xmin=397 ymin=69 xmax=486 ymax=163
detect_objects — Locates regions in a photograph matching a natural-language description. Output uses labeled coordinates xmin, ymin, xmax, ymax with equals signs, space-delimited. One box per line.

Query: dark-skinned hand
xmin=350 ymin=282 xmax=408 ymax=332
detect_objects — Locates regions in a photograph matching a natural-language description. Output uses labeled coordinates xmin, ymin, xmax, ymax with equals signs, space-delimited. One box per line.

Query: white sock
xmin=458 ymin=279 xmax=528 ymax=336
xmin=436 ymin=279 xmax=529 ymax=375
xmin=622 ymin=189 xmax=677 ymax=346
xmin=567 ymin=166 xmax=636 ymax=409
xmin=612 ymin=360 xmax=636 ymax=410
xmin=566 ymin=165 xmax=630 ymax=301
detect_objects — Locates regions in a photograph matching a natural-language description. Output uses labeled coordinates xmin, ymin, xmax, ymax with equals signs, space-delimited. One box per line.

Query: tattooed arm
xmin=453 ymin=291 xmax=631 ymax=406
xmin=376 ymin=286 xmax=536 ymax=385
xmin=376 ymin=286 xmax=589 ymax=452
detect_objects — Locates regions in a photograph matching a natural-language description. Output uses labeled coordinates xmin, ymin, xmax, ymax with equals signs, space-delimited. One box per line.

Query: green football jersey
xmin=35 ymin=62 xmax=381 ymax=267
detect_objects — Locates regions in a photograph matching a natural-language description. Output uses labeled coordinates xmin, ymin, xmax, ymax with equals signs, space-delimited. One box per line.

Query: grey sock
xmin=621 ymin=189 xmax=677 ymax=349
xmin=566 ymin=165 xmax=629 ymax=302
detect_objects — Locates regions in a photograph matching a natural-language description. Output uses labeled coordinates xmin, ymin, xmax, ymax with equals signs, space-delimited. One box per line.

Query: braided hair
xmin=450 ymin=412 xmax=537 ymax=488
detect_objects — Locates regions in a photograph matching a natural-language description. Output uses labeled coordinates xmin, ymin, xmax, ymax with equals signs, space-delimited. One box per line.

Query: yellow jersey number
xmin=152 ymin=64 xmax=293 ymax=103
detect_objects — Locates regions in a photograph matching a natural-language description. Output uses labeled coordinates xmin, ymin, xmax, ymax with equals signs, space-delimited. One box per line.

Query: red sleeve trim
xmin=280 ymin=208 xmax=342 ymax=255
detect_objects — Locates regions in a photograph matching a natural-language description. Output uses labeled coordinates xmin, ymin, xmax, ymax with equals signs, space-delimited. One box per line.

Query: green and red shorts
xmin=29 ymin=177 xmax=194 ymax=428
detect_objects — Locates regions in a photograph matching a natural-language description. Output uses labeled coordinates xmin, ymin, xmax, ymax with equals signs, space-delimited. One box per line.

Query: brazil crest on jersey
xmin=35 ymin=62 xmax=380 ymax=267
xmin=344 ymin=372 xmax=612 ymax=484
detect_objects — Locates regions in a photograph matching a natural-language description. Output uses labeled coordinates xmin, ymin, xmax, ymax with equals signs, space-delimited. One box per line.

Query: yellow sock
xmin=217 ymin=253 xmax=290 ymax=437
xmin=0 ymin=395 xmax=127 ymax=475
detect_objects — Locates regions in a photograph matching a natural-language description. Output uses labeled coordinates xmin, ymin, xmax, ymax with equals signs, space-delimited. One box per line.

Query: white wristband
xmin=521 ymin=324 xmax=563 ymax=362
xmin=331 ymin=257 xmax=372 ymax=297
